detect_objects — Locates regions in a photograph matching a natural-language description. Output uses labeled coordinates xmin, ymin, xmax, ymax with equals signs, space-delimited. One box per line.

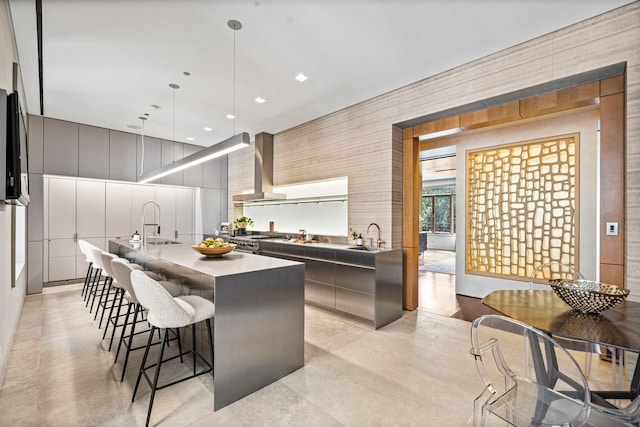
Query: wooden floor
xmin=418 ymin=250 xmax=499 ymax=322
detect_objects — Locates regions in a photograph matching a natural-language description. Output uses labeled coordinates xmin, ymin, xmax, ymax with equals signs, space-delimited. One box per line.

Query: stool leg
xmin=192 ymin=325 xmax=197 ymax=375
xmin=133 ymin=325 xmax=156 ymax=402
xmin=145 ymin=328 xmax=168 ymax=427
xmin=97 ymin=277 xmax=113 ymax=324
xmin=206 ymin=318 xmax=214 ymax=377
xmin=107 ymin=289 xmax=125 ymax=349
xmin=103 ymin=287 xmax=120 ymax=339
xmin=121 ymin=303 xmax=140 ymax=382
xmin=86 ymin=268 xmax=100 ymax=306
xmin=90 ymin=272 xmax=104 ymax=313
xmin=115 ymin=302 xmax=132 ymax=365
xmin=81 ymin=263 xmax=93 ymax=298
xmin=176 ymin=328 xmax=183 ymax=363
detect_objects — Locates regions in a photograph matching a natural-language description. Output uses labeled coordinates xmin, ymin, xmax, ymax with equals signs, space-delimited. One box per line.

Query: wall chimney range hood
xmin=232 ymin=132 xmax=287 ymax=202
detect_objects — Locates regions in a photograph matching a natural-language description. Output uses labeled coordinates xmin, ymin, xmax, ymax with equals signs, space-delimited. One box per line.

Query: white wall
xmin=0 ymin=0 xmax=27 ymax=386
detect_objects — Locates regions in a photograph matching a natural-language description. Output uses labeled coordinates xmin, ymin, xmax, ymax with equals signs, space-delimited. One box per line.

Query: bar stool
xmin=78 ymin=240 xmax=94 ymax=299
xmin=130 ymin=270 xmax=215 ymax=427
xmin=87 ymin=246 xmax=111 ymax=314
xmin=110 ymin=258 xmax=161 ymax=381
xmin=100 ymin=252 xmax=127 ymax=346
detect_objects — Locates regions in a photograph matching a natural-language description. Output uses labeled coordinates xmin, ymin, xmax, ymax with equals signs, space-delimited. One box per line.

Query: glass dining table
xmin=482 ymin=289 xmax=640 ymax=403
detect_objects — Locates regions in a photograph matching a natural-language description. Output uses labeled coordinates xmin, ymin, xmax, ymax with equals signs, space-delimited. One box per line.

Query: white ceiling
xmin=7 ymin=0 xmax=634 ymax=147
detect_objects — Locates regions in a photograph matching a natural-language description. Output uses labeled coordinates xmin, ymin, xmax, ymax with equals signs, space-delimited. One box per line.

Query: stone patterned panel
xmin=466 ymin=134 xmax=578 ymax=280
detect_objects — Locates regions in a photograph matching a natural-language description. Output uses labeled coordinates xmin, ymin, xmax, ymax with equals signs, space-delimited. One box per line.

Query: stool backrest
xmin=130 ymin=270 xmax=192 ymax=327
xmin=78 ymin=239 xmax=91 ymax=262
xmin=88 ymin=246 xmax=105 ymax=270
xmin=100 ymin=251 xmax=119 ymax=281
xmin=110 ymin=258 xmax=138 ymax=303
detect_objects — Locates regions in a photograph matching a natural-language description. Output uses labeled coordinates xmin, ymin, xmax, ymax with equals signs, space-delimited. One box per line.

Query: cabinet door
xmin=43 ymin=118 xmax=79 ymax=176
xmin=48 ymin=177 xmax=76 ymax=240
xmin=106 ymin=182 xmax=132 ymax=238
xmin=48 ymin=238 xmax=77 ymax=282
xmin=76 ymin=180 xmax=105 ymax=238
xmin=176 ymin=187 xmax=194 ymax=237
xmin=109 ymin=130 xmax=137 ymax=182
xmin=154 ymin=186 xmax=176 ymax=239
xmin=79 ymin=125 xmax=109 ymax=179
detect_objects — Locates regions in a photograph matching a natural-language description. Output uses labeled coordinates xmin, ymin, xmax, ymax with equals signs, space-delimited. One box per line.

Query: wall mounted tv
xmin=0 ymin=88 xmax=29 ymax=206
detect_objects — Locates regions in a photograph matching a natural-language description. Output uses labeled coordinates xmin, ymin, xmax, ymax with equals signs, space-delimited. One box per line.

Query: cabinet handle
xmin=175 ymin=230 xmax=178 ymax=239
xmin=74 ymin=233 xmax=77 ymax=243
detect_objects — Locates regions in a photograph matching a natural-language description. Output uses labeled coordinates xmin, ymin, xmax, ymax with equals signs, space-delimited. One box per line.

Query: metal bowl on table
xmin=192 ymin=243 xmax=237 ymax=257
xmin=549 ymin=279 xmax=630 ymax=314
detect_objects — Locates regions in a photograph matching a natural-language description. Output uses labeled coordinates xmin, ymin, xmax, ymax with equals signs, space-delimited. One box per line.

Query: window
xmin=421 ymin=187 xmax=456 ymax=233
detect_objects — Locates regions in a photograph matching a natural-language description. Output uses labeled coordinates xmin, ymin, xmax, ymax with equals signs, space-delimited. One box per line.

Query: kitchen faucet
xmin=367 ymin=223 xmax=384 ymax=248
xmin=141 ymin=200 xmax=161 ymax=244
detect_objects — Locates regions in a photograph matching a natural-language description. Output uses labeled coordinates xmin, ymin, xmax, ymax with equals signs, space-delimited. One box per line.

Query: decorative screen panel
xmin=466 ymin=133 xmax=579 ymax=281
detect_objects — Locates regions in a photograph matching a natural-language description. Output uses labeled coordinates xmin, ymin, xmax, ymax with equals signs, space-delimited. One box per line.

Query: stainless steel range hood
xmin=232 ymin=132 xmax=287 ymax=202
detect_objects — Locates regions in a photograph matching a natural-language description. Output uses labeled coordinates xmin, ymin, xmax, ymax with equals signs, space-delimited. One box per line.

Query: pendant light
xmin=228 ymin=19 xmax=241 ymax=136
xmin=138 ymin=116 xmax=147 ymax=176
xmin=138 ymin=20 xmax=250 ymax=184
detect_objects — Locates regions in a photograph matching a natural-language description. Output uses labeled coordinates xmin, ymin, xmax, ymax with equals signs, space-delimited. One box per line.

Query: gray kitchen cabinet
xmin=79 ymin=125 xmax=109 ymax=179
xmin=43 ymin=118 xmax=79 ymax=176
xmin=109 ymin=131 xmax=137 ymax=182
xmin=258 ymin=241 xmax=402 ymax=329
xmin=28 ymin=115 xmax=43 ymax=174
xmin=203 ymin=157 xmax=223 ymax=189
xmin=106 ymin=182 xmax=132 ymax=238
xmin=136 ymin=135 xmax=162 ymax=180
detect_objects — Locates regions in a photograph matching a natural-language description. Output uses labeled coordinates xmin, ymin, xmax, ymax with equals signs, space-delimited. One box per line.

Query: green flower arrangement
xmin=234 ymin=216 xmax=254 ymax=229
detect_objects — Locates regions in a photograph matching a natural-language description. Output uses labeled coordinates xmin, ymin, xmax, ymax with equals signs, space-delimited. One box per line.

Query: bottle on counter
xmin=132 ymin=230 xmax=140 ymax=241
xmin=356 ymin=233 xmax=363 ymax=246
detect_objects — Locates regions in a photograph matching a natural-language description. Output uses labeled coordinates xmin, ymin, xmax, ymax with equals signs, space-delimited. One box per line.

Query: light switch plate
xmin=606 ymin=222 xmax=618 ymax=236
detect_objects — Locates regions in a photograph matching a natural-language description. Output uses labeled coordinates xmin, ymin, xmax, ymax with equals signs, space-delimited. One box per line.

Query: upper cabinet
xmin=182 ymin=144 xmax=203 ymax=188
xmin=28 ymin=115 xmax=44 ymax=174
xmin=79 ymin=125 xmax=109 ymax=179
xmin=109 ymin=130 xmax=137 ymax=181
xmin=43 ymin=118 xmax=79 ymax=176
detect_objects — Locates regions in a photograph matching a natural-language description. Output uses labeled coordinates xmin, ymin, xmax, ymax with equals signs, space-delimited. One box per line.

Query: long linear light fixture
xmin=138 ymin=132 xmax=250 ymax=183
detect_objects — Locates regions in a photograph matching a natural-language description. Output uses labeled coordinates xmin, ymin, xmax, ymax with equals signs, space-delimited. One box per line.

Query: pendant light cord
xmin=232 ymin=24 xmax=236 ymax=136
xmin=172 ymin=86 xmax=176 ymax=141
xmin=139 ymin=117 xmax=145 ymax=176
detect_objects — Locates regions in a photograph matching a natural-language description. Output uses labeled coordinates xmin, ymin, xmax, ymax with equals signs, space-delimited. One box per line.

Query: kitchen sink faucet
xmin=141 ymin=200 xmax=161 ymax=244
xmin=367 ymin=223 xmax=385 ymax=248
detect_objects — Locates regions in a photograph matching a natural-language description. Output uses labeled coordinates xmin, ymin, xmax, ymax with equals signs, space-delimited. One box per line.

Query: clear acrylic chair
xmin=470 ymin=314 xmax=591 ymax=426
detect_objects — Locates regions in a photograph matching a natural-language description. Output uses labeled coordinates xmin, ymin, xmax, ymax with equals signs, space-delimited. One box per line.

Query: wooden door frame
xmin=401 ymin=74 xmax=625 ymax=310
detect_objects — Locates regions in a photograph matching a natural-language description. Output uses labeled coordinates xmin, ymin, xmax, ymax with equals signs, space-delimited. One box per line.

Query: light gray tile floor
xmin=0 ymin=283 xmax=478 ymax=426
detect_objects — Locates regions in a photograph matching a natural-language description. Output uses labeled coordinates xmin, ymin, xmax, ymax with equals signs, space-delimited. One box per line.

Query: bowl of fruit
xmin=192 ymin=238 xmax=237 ymax=257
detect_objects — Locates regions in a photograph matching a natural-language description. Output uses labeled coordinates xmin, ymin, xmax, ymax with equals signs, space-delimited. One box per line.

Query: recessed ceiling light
xmin=226 ymin=114 xmax=236 ymax=119
xmin=254 ymin=97 xmax=266 ymax=104
xmin=186 ymin=137 xmax=195 ymax=141
xmin=183 ymin=71 xmax=191 ymax=76
xmin=204 ymin=127 xmax=213 ymax=132
xmin=295 ymin=73 xmax=308 ymax=82
xmin=150 ymin=104 xmax=161 ymax=110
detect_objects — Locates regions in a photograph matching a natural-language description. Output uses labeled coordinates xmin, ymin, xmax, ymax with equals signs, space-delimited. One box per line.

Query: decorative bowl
xmin=192 ymin=243 xmax=236 ymax=257
xmin=549 ymin=279 xmax=630 ymax=314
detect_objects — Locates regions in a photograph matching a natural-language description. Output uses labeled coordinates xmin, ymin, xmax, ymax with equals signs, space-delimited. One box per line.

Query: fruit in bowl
xmin=193 ymin=238 xmax=236 ymax=257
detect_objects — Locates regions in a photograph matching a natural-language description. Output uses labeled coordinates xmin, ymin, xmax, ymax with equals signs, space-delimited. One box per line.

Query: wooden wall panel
xmin=460 ymin=101 xmax=521 ymax=129
xmin=600 ymin=92 xmax=625 ymax=272
xmin=402 ymin=136 xmax=420 ymax=310
xmin=413 ymin=116 xmax=460 ymax=137
xmin=520 ymin=82 xmax=600 ymax=118
xmin=601 ymin=75 xmax=625 ymax=96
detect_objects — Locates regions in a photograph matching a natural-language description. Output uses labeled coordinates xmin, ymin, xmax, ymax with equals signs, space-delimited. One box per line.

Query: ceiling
xmin=7 ymin=0 xmax=634 ymax=147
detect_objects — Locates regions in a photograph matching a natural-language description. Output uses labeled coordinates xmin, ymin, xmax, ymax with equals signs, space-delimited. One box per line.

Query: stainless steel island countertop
xmin=109 ymin=239 xmax=305 ymax=411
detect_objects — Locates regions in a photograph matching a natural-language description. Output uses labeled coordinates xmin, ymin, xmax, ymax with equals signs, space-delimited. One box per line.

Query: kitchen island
xmin=108 ymin=239 xmax=305 ymax=411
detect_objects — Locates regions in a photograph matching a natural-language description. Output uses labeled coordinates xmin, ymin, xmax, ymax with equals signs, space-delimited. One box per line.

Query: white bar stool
xmin=130 ymin=270 xmax=214 ymax=427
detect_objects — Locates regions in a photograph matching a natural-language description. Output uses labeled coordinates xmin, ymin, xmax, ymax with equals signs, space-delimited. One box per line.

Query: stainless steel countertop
xmin=110 ymin=238 xmax=303 ymax=278
xmin=258 ymin=238 xmax=390 ymax=253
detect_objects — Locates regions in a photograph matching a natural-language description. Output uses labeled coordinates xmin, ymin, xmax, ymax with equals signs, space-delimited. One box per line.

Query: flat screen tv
xmin=2 ymin=88 xmax=29 ymax=206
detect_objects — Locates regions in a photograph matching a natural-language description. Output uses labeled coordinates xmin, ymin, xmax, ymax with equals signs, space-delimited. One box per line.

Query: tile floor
xmin=0 ymin=283 xmax=481 ymax=426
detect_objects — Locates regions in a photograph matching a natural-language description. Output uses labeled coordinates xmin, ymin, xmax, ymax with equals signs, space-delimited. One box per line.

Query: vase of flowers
xmin=234 ymin=216 xmax=254 ymax=235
